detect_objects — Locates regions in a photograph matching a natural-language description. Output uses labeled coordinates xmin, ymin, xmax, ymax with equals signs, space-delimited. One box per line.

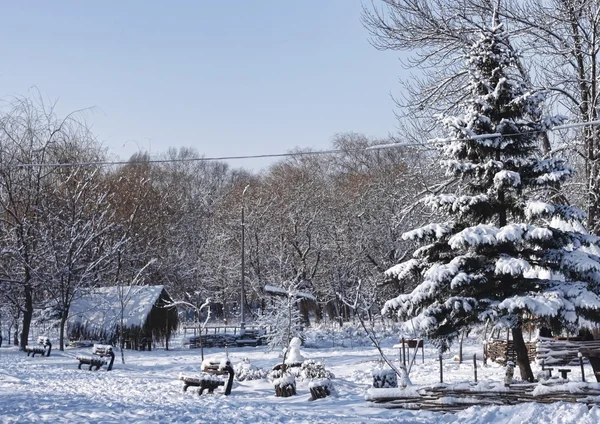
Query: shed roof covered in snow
xmin=68 ymin=285 xmax=177 ymax=344
xmin=263 ymin=284 xmax=316 ymax=301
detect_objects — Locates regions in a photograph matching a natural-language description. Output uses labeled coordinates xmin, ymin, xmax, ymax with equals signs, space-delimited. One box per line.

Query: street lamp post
xmin=240 ymin=185 xmax=249 ymax=330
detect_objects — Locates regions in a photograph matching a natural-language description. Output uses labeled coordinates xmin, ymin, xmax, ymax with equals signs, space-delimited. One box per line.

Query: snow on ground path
xmin=1 ymin=340 xmax=600 ymax=423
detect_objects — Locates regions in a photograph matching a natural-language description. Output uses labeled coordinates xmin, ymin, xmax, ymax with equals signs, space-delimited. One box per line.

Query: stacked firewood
xmin=485 ymin=339 xmax=536 ymax=365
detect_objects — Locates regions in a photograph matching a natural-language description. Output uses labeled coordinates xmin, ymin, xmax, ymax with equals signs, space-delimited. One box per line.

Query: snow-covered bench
xmin=180 ymin=358 xmax=234 ymax=395
xmin=26 ymin=336 xmax=52 ymax=357
xmin=77 ymin=344 xmax=115 ymax=371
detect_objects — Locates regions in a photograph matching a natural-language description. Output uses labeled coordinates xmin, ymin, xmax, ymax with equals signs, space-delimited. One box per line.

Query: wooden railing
xmin=181 ymin=324 xmax=264 ymax=336
xmin=536 ymin=337 xmax=600 ymax=366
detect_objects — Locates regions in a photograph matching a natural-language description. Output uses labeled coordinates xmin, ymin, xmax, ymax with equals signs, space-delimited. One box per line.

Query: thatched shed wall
xmin=67 ymin=285 xmax=178 ymax=349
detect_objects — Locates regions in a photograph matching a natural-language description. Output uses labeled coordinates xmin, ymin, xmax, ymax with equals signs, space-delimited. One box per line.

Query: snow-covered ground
xmin=1 ymin=331 xmax=600 ymax=423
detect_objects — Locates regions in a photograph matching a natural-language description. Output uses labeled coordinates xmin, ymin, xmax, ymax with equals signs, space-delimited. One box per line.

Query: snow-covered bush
xmin=372 ymin=368 xmax=397 ymax=388
xmin=234 ymin=358 xmax=268 ymax=381
xmin=300 ymin=359 xmax=335 ymax=380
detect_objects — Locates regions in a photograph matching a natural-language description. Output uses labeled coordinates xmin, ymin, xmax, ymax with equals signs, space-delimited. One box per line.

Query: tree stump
xmin=309 ymin=378 xmax=335 ymax=400
xmin=372 ymin=368 xmax=398 ymax=388
xmin=274 ymin=376 xmax=296 ymax=397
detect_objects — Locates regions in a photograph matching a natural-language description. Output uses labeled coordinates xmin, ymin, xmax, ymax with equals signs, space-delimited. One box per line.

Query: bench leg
xmin=183 ymin=384 xmax=190 ymax=393
xmin=78 ymin=362 xmax=83 ymax=370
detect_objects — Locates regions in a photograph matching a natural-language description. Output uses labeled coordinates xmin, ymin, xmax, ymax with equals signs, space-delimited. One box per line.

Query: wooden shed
xmin=67 ymin=285 xmax=178 ymax=350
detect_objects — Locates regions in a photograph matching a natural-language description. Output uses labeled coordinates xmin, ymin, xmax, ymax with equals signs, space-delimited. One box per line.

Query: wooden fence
xmin=485 ymin=337 xmax=600 ymax=366
xmin=366 ymin=381 xmax=600 ymax=412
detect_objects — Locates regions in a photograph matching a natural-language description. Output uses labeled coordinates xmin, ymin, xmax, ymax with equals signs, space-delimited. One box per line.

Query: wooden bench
xmin=235 ymin=329 xmax=266 ymax=347
xmin=77 ymin=344 xmax=115 ymax=371
xmin=25 ymin=336 xmax=52 ymax=357
xmin=180 ymin=358 xmax=235 ymax=395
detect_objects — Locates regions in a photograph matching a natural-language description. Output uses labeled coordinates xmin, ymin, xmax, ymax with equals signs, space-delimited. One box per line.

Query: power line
xmin=13 ymin=120 xmax=600 ymax=168
xmin=18 ymin=149 xmax=345 ymax=168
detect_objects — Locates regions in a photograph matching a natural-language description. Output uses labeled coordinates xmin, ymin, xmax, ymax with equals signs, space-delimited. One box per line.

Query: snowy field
xmin=2 ymin=331 xmax=600 ymax=423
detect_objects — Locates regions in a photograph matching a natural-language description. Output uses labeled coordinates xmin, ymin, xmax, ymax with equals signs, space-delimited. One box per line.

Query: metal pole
xmin=240 ymin=185 xmax=249 ymax=330
xmin=473 ymin=354 xmax=477 ymax=383
xmin=439 ymin=353 xmax=443 ymax=383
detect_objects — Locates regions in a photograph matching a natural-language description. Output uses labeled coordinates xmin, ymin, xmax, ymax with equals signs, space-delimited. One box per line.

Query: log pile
xmin=366 ymin=381 xmax=600 ymax=412
xmin=485 ymin=339 xmax=536 ymax=365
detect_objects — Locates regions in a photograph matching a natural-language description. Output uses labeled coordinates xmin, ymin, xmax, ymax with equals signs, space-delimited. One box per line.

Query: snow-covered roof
xmin=264 ymin=284 xmax=316 ymax=301
xmin=68 ymin=285 xmax=170 ymax=337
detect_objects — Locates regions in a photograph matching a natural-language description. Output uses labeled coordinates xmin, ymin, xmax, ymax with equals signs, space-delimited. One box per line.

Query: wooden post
xmin=402 ymin=337 xmax=406 ymax=367
xmin=483 ymin=341 xmax=487 ymax=366
xmin=473 ymin=354 xmax=477 ymax=383
xmin=459 ymin=331 xmax=464 ymax=363
xmin=439 ymin=353 xmax=443 ymax=383
xmin=579 ymin=352 xmax=586 ymax=382
xmin=421 ymin=340 xmax=424 ymax=364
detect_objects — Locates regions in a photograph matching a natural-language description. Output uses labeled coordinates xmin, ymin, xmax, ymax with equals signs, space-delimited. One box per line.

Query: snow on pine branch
xmin=448 ymin=223 xmax=554 ymax=250
xmin=385 ymin=259 xmax=420 ymax=281
xmin=441 ymin=159 xmax=503 ymax=175
xmin=495 ymin=255 xmax=531 ymax=276
xmin=498 ymin=282 xmax=600 ymax=321
xmin=402 ymin=223 xmax=455 ymax=241
xmin=535 ymin=169 xmax=572 ymax=185
xmin=560 ymin=251 xmax=600 ymax=274
xmin=493 ymin=170 xmax=520 ymax=189
xmin=421 ymin=194 xmax=489 ymax=214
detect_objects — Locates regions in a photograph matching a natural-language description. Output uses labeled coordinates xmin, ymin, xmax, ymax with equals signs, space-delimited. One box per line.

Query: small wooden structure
xmin=68 ymin=285 xmax=178 ymax=350
xmin=393 ymin=338 xmax=424 ymax=366
xmin=264 ymin=281 xmax=318 ymax=325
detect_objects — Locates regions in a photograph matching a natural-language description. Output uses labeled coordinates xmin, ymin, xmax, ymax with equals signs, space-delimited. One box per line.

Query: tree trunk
xmin=459 ymin=330 xmax=464 ymax=363
xmin=511 ymin=327 xmax=534 ymax=382
xmin=59 ymin=310 xmax=68 ymax=351
xmin=20 ymin=285 xmax=33 ymax=350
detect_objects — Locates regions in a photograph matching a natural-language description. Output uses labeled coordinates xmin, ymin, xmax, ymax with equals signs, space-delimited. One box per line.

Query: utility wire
xmin=13 ymin=120 xmax=600 ymax=168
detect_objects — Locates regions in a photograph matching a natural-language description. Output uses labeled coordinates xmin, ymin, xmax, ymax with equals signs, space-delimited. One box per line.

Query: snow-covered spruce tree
xmin=383 ymin=22 xmax=600 ymax=382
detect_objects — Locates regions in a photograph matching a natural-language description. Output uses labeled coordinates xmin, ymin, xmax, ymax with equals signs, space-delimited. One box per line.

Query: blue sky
xmin=0 ymin=1 xmax=405 ymax=170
